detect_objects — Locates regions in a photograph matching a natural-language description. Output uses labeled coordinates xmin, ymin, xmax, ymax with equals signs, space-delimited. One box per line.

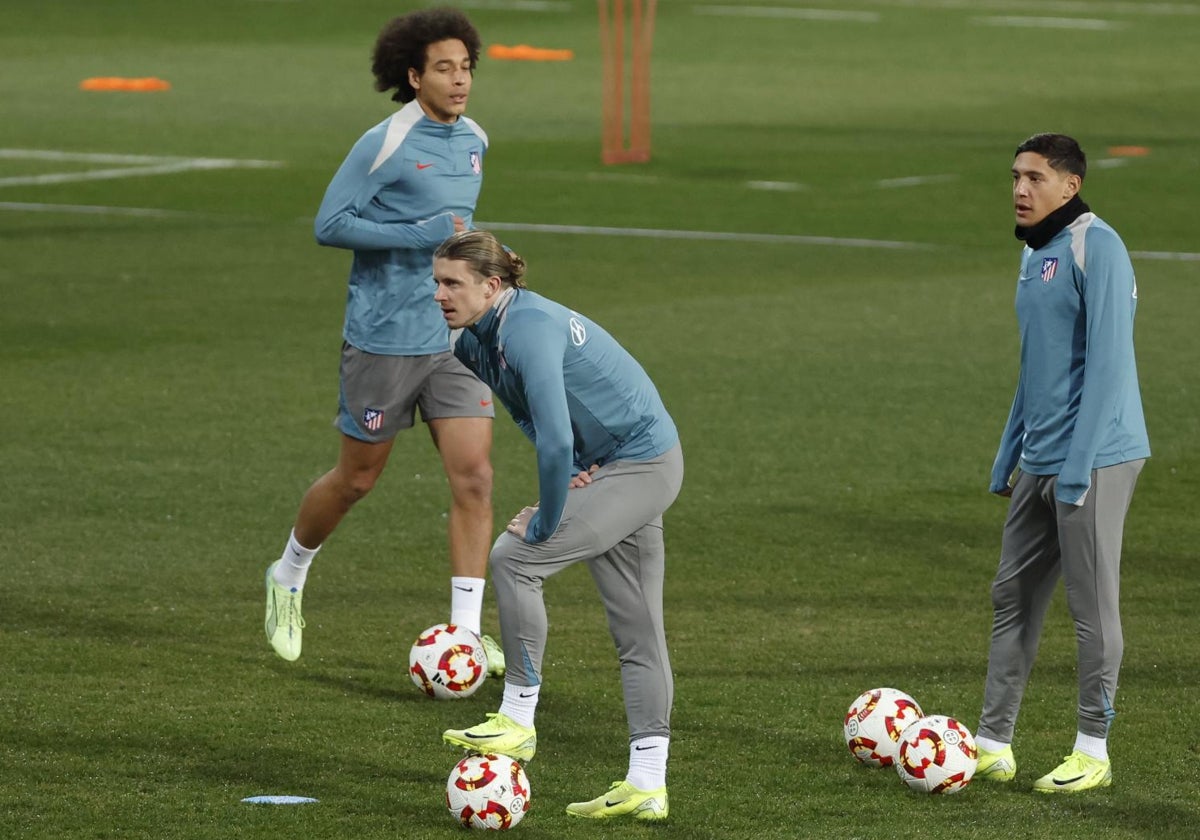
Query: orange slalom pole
xmin=599 ymin=0 xmax=656 ymax=164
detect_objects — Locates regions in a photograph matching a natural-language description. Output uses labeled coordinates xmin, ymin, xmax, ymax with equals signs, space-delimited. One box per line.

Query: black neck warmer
xmin=1015 ymin=194 xmax=1091 ymax=250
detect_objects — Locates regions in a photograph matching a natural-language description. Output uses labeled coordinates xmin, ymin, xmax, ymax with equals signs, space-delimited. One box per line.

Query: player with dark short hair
xmin=973 ymin=133 xmax=1150 ymax=794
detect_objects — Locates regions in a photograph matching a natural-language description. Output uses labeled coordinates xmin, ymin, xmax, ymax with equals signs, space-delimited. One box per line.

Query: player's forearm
xmin=314 ymin=210 xmax=455 ymax=251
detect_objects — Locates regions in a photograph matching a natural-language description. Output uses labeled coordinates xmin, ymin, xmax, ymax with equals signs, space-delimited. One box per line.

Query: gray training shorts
xmin=335 ymin=342 xmax=494 ymax=443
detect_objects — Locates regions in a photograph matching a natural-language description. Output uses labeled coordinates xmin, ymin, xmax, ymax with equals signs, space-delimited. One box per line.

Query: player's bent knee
xmin=489 ymin=533 xmax=533 ymax=578
xmin=450 ymin=462 xmax=493 ymax=504
xmin=337 ymin=468 xmax=382 ymax=504
xmin=990 ymin=579 xmax=1020 ymax=611
xmin=489 ymin=539 xmax=516 ymax=573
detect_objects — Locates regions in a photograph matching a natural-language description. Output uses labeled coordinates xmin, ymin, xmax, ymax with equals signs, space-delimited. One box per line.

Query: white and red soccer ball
xmin=895 ymin=714 xmax=978 ymax=795
xmin=408 ymin=623 xmax=488 ymax=700
xmin=446 ymin=753 xmax=531 ymax=830
xmin=843 ymin=687 xmax=925 ymax=768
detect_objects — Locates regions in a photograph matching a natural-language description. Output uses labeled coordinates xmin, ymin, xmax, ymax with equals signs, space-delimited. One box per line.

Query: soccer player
xmin=973 ymin=134 xmax=1150 ymax=793
xmin=433 ymin=231 xmax=683 ymax=821
xmin=263 ymin=8 xmax=503 ymax=674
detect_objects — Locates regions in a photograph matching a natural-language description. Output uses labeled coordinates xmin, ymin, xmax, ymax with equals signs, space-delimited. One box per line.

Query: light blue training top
xmin=990 ymin=212 xmax=1150 ymax=505
xmin=455 ymin=289 xmax=679 ymax=543
xmin=315 ymin=99 xmax=487 ymax=355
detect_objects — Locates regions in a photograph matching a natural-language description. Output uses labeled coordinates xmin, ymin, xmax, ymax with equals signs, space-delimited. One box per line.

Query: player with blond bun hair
xmin=433 ymin=229 xmax=683 ymax=821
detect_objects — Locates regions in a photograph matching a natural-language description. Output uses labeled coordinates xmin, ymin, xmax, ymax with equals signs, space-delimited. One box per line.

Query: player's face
xmin=1012 ymin=151 xmax=1080 ymax=228
xmin=410 ymin=39 xmax=473 ymax=124
xmin=434 ymin=257 xmax=498 ymax=328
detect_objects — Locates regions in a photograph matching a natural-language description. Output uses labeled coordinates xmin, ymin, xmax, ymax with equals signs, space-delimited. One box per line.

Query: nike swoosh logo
xmin=605 ymin=799 xmax=627 ymax=807
xmin=453 ymin=586 xmax=475 ymax=592
xmin=463 ymin=731 xmax=504 ymax=739
xmin=290 ymin=548 xmax=301 ymax=556
xmin=1054 ymin=774 xmax=1086 ymax=786
xmin=480 ymin=399 xmax=492 ymax=407
xmin=634 ymin=745 xmax=658 ymax=751
xmin=518 ymin=692 xmax=536 ymax=698
xmin=416 ymin=162 xmax=434 ymax=170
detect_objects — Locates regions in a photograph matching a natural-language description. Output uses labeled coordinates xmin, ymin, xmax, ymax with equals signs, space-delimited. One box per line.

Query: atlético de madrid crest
xmin=363 ymin=407 xmax=384 ymax=432
xmin=1041 ymin=257 xmax=1058 ymax=284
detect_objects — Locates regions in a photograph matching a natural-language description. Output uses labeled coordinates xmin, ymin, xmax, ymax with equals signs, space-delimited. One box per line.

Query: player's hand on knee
xmin=506 ymin=505 xmax=539 ymax=539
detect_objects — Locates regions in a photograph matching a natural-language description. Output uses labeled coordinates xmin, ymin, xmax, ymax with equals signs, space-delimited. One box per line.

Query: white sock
xmin=626 ymin=736 xmax=669 ymax=791
xmin=975 ymin=735 xmax=1010 ymax=754
xmin=498 ymin=682 xmax=540 ymax=729
xmin=450 ymin=576 xmax=485 ymax=636
xmin=273 ymin=530 xmax=319 ymax=590
xmin=1074 ymin=732 xmax=1108 ymax=761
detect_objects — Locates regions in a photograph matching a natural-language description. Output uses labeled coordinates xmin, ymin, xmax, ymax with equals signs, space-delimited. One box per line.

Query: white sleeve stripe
xmin=368 ymin=102 xmax=422 ymax=175
xmin=1069 ymin=212 xmax=1096 ymax=273
xmin=461 ymin=115 xmax=489 ymax=149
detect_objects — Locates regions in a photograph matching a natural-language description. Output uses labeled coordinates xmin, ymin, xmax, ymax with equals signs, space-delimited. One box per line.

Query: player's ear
xmin=1064 ymin=173 xmax=1081 ymax=199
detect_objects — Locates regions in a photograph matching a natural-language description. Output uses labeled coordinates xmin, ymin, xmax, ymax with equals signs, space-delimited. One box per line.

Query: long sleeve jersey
xmin=990 ymin=211 xmax=1150 ymax=505
xmin=314 ymin=100 xmax=487 ymax=355
xmin=454 ymin=289 xmax=679 ymax=543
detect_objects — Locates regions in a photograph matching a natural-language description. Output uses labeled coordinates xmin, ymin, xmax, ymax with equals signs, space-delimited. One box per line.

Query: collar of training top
xmin=1015 ymin=194 xmax=1091 ymax=250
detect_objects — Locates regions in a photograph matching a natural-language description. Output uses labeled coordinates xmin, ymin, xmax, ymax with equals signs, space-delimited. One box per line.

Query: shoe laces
xmin=1059 ymin=751 xmax=1102 ymax=773
xmin=473 ymin=712 xmax=505 ymax=731
xmin=281 ymin=590 xmax=305 ymax=629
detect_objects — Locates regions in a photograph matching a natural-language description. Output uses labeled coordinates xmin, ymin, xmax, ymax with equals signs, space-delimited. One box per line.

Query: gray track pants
xmin=979 ymin=459 xmax=1144 ymax=742
xmin=490 ymin=445 xmax=684 ymax=742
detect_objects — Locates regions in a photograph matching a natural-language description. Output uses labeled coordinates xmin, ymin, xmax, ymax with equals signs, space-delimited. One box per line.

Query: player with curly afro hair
xmin=372 ymin=7 xmax=482 ymax=104
xmin=265 ymin=6 xmax=504 ymax=680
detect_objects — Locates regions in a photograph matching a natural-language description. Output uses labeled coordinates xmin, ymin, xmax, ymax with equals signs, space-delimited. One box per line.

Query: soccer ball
xmin=409 ymin=623 xmax=488 ymax=700
xmin=446 ymin=753 xmax=531 ymax=830
xmin=895 ymin=714 xmax=978 ymax=794
xmin=844 ymin=687 xmax=924 ymax=768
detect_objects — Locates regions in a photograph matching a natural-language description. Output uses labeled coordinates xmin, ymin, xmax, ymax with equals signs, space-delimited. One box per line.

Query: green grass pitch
xmin=2 ymin=1 xmax=1198 ymax=838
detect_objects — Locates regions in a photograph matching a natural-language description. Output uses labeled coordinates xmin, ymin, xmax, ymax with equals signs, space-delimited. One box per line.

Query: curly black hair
xmin=372 ymin=7 xmax=482 ymax=103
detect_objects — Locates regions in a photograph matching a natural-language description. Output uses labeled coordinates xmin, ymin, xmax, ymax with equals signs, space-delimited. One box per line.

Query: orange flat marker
xmin=487 ymin=44 xmax=574 ymax=61
xmin=1107 ymin=145 xmax=1150 ymax=157
xmin=80 ymin=77 xmax=171 ymax=91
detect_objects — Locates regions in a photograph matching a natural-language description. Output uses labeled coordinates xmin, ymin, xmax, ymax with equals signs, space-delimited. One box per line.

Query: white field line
xmin=583 ymin=171 xmax=664 ymax=185
xmin=454 ymin=0 xmax=571 ymax=11
xmin=1129 ymin=250 xmax=1200 ymax=261
xmin=2 ymin=149 xmax=1193 ymax=259
xmin=1 ymin=149 xmax=188 ymax=163
xmin=479 ymin=221 xmax=1200 ymax=260
xmin=865 ymin=0 xmax=1198 ymax=15
xmin=2 ymin=202 xmax=1195 ymax=260
xmin=0 ymin=149 xmax=282 ymax=166
xmin=974 ymin=15 xmax=1126 ymax=28
xmin=877 ymin=174 xmax=959 ymax=188
xmin=0 ymin=201 xmax=191 ymax=218
xmin=0 ymin=148 xmax=282 ymax=188
xmin=479 ymin=220 xmax=931 ymax=249
xmin=0 ymin=161 xmax=279 ymax=187
xmin=695 ymin=6 xmax=881 ymax=21
xmin=747 ymin=180 xmax=808 ymax=191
